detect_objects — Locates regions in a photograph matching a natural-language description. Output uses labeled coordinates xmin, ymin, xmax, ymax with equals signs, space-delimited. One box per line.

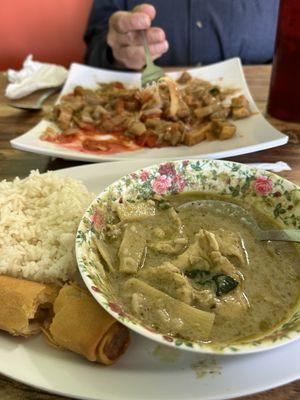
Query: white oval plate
xmin=1 ymin=160 xmax=299 ymax=400
xmin=10 ymin=58 xmax=287 ymax=162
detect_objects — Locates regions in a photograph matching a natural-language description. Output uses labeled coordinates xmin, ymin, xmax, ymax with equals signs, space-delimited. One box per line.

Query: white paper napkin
xmin=5 ymin=55 xmax=68 ymax=99
xmin=246 ymin=161 xmax=291 ymax=172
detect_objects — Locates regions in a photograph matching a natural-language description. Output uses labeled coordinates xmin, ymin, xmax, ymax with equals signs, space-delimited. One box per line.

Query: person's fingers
xmin=110 ymin=11 xmax=151 ymax=34
xmin=146 ymin=27 xmax=165 ymax=43
xmin=132 ymin=3 xmax=156 ymax=20
xmin=107 ymin=27 xmax=165 ymax=47
xmin=113 ymin=41 xmax=169 ymax=69
xmin=108 ymin=3 xmax=164 ymax=69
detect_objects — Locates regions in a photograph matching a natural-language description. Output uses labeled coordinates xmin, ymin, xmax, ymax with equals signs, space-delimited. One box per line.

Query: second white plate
xmin=10 ymin=58 xmax=287 ymax=162
xmin=0 ymin=161 xmax=299 ymax=400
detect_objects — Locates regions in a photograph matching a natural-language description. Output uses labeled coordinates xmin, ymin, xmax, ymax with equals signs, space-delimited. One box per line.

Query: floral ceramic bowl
xmin=76 ymin=159 xmax=300 ymax=354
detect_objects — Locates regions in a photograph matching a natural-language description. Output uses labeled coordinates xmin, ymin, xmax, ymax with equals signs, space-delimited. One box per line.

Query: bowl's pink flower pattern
xmin=158 ymin=162 xmax=176 ymax=176
xmin=163 ymin=335 xmax=174 ymax=342
xmin=139 ymin=170 xmax=150 ymax=182
xmin=151 ymin=175 xmax=172 ymax=195
xmin=91 ymin=210 xmax=105 ymax=229
xmin=254 ymin=176 xmax=273 ymax=196
xmin=154 ymin=163 xmax=187 ymax=194
xmin=109 ymin=302 xmax=124 ymax=315
xmin=91 ymin=285 xmax=101 ymax=293
xmin=172 ymin=174 xmax=186 ymax=193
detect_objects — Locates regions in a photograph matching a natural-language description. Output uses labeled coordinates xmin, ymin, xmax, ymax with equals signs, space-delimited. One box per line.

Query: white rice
xmin=0 ymin=170 xmax=93 ymax=283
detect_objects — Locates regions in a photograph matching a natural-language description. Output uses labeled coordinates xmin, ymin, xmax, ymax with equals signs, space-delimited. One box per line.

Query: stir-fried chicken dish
xmin=42 ymin=72 xmax=252 ymax=154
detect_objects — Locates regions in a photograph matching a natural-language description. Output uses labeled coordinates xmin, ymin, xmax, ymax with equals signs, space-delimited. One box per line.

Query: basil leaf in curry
xmin=185 ymin=269 xmax=239 ymax=296
xmin=212 ymin=274 xmax=239 ymax=296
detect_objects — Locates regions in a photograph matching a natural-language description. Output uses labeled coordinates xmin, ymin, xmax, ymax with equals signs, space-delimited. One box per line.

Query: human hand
xmin=107 ymin=3 xmax=169 ymax=69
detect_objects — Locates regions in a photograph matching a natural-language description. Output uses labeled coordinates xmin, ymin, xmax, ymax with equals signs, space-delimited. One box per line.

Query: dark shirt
xmin=84 ymin=0 xmax=279 ymax=69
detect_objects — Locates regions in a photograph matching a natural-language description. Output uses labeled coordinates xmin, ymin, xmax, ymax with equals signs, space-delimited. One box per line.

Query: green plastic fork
xmin=141 ymin=31 xmax=165 ymax=88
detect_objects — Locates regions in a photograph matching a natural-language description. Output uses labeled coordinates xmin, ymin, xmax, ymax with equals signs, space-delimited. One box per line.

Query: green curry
xmin=95 ymin=193 xmax=300 ymax=345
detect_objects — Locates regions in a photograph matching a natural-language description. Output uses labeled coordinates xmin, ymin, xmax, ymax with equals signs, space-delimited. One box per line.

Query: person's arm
xmin=84 ymin=0 xmax=125 ymax=69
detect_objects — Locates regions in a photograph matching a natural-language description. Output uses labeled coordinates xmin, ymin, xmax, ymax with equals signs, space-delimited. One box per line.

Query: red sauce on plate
xmin=42 ymin=128 xmax=141 ymax=155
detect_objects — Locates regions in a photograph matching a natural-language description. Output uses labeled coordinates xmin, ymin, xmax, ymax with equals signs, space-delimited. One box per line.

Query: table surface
xmin=1 ymin=66 xmax=300 ymax=400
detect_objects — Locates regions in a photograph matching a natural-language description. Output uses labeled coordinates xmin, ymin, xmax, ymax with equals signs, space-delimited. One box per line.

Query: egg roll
xmin=0 ymin=275 xmax=59 ymax=336
xmin=45 ymin=284 xmax=130 ymax=365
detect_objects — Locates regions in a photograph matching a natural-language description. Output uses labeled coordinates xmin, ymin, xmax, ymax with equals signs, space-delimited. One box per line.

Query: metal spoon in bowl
xmin=178 ymin=200 xmax=300 ymax=243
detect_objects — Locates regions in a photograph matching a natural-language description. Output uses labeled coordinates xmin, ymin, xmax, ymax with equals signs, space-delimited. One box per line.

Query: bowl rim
xmin=75 ymin=158 xmax=300 ymax=355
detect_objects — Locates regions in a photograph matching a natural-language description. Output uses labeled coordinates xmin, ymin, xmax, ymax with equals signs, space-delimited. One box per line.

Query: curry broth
xmin=101 ymin=192 xmax=300 ymax=345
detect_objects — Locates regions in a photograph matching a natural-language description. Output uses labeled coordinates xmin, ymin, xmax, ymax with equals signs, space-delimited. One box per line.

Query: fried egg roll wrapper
xmin=0 ymin=275 xmax=59 ymax=336
xmin=46 ymin=284 xmax=130 ymax=365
